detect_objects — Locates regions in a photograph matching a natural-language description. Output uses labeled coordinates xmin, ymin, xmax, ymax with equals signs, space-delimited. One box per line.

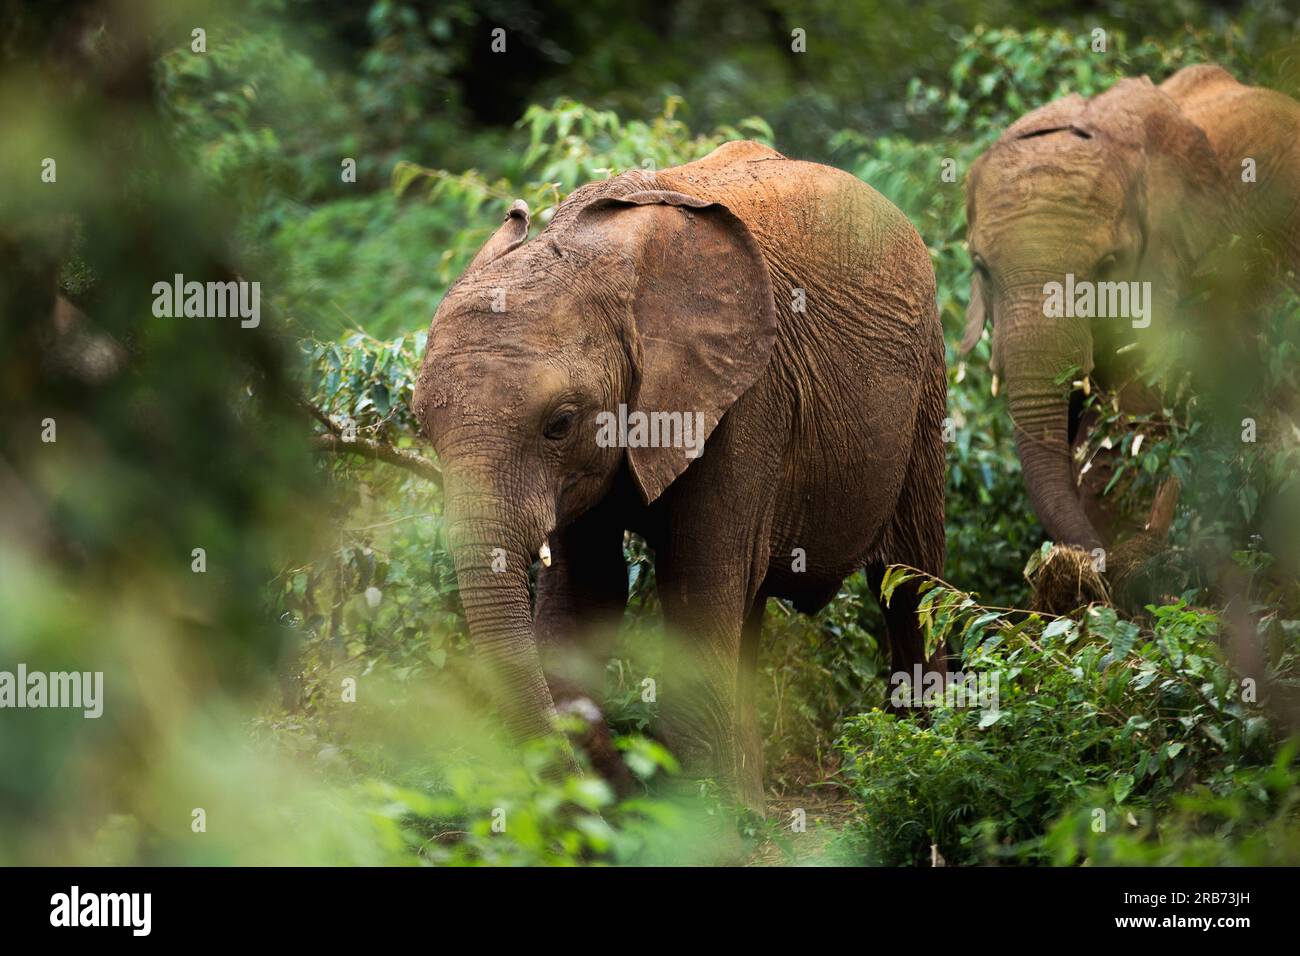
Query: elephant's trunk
xmin=443 ymin=481 xmax=577 ymax=772
xmin=1000 ymin=302 xmax=1104 ymax=553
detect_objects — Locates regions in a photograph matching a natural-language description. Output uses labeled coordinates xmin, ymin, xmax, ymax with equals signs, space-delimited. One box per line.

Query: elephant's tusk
xmin=990 ymin=374 xmax=1000 ymax=397
xmin=539 ymin=541 xmax=552 ymax=567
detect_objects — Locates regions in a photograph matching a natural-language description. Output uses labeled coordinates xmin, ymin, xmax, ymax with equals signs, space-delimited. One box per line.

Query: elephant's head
xmin=961 ymin=77 xmax=1227 ymax=550
xmin=411 ymin=187 xmax=777 ymax=756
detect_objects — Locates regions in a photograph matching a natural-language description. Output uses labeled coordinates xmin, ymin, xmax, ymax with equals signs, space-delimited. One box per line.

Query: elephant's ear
xmin=1084 ymin=78 xmax=1227 ymax=273
xmin=578 ymin=190 xmax=778 ymax=504
xmin=466 ymin=199 xmax=531 ymax=273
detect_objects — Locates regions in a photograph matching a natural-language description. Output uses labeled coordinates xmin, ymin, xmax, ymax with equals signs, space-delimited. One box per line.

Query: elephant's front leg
xmin=735 ymin=599 xmax=768 ymax=812
xmin=533 ymin=503 xmax=631 ymax=791
xmin=655 ymin=561 xmax=762 ymax=815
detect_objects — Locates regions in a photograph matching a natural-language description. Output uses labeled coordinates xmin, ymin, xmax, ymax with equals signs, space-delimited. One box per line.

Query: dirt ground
xmin=746 ymin=756 xmax=861 ymax=866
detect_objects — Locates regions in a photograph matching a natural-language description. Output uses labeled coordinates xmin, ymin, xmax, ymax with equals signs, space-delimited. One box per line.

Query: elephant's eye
xmin=1095 ymin=252 xmax=1120 ymax=279
xmin=972 ymin=254 xmax=990 ymax=279
xmin=543 ymin=409 xmax=575 ymax=441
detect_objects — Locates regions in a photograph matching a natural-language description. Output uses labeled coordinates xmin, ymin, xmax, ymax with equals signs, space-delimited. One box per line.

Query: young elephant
xmin=412 ymin=141 xmax=947 ymax=811
xmin=962 ymin=65 xmax=1300 ymax=554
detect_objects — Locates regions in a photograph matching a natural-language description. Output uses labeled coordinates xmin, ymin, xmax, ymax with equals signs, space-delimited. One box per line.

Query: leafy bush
xmin=1045 ymin=744 xmax=1300 ymax=866
xmin=359 ymin=728 xmax=689 ymax=865
xmin=158 ymin=21 xmax=354 ymax=214
xmin=834 ymin=570 xmax=1295 ymax=865
xmin=906 ymin=25 xmax=1248 ymax=145
xmin=140 ymin=11 xmax=1300 ymax=867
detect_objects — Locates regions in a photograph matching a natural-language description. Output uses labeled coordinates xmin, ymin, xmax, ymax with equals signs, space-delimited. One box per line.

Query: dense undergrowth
xmin=244 ymin=22 xmax=1300 ymax=865
xmin=8 ymin=3 xmax=1296 ymax=865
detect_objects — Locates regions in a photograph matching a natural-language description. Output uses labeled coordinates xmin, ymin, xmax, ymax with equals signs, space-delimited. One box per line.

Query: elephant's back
xmin=657 ymin=141 xmax=928 ymax=277
xmin=1165 ymin=65 xmax=1300 ymax=152
xmin=656 ymin=142 xmax=938 ymax=348
xmin=1162 ymin=67 xmax=1300 ymax=266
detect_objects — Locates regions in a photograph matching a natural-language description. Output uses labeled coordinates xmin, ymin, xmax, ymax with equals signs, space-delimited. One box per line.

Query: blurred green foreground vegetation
xmin=2 ymin=0 xmax=1300 ymax=865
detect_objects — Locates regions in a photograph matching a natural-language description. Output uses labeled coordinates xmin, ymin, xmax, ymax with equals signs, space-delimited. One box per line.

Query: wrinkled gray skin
xmin=964 ymin=65 xmax=1300 ymax=552
xmin=412 ymin=141 xmax=947 ymax=812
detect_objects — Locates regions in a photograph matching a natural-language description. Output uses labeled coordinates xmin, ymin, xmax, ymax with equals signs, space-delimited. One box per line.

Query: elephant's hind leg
xmin=867 ymin=561 xmax=946 ymax=694
xmin=867 ymin=360 xmax=951 ymax=688
xmin=735 ymin=596 xmax=767 ymax=813
xmin=654 ymin=549 xmax=755 ymax=808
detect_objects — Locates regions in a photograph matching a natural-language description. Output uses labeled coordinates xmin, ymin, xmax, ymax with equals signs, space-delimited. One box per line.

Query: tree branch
xmin=301 ymin=400 xmax=442 ymax=489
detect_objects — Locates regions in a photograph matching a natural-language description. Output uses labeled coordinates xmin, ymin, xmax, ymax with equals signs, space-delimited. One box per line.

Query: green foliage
xmin=273 ymin=26 xmax=1300 ymax=867
xmin=836 ymin=571 xmax=1295 ymax=866
xmin=15 ymin=1 xmax=1299 ymax=866
xmin=1045 ymin=743 xmax=1300 ymax=865
xmin=352 ymin=0 xmax=478 ymax=166
xmin=360 ymin=729 xmax=687 ymax=865
xmin=906 ymin=25 xmax=1246 ymax=145
xmin=756 ymin=590 xmax=889 ymax=785
xmin=0 ymin=0 xmax=334 ymax=865
xmin=157 ymin=20 xmax=354 ymax=214
xmin=269 ymin=194 xmax=458 ymax=340
xmin=306 ymin=330 xmax=424 ymax=437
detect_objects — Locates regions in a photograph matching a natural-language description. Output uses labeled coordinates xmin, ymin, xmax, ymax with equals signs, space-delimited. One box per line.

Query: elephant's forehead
xmin=973 ymin=166 xmax=1128 ymax=254
xmin=978 ymin=140 xmax=1126 ymax=208
xmin=421 ymin=349 xmax=569 ymax=421
xmin=978 ymin=197 xmax=1120 ymax=240
xmin=429 ymin=277 xmax=586 ymax=349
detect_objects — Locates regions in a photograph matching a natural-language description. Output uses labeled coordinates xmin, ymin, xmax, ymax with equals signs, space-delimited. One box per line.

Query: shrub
xmin=835 ymin=570 xmax=1295 ymax=865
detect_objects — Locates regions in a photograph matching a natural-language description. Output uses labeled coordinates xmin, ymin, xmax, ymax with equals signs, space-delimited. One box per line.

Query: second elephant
xmin=963 ymin=64 xmax=1300 ymax=553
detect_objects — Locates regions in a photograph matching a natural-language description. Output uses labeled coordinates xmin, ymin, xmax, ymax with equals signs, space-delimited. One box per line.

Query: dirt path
xmin=747 ymin=758 xmax=861 ymax=866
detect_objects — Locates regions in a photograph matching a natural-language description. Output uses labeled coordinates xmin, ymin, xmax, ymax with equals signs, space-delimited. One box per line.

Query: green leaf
xmin=391 ymin=161 xmax=424 ymax=197
xmin=1042 ymin=617 xmax=1077 ymax=641
xmin=1112 ymin=772 xmax=1134 ymax=803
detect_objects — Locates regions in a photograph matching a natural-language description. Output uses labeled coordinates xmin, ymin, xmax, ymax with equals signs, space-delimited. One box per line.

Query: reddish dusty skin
xmin=412 ymin=141 xmax=946 ymax=813
xmin=962 ymin=65 xmax=1300 ymax=555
